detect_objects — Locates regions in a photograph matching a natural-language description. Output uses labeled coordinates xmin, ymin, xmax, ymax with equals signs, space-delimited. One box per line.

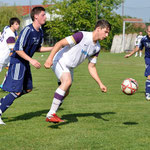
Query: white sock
xmin=47 ymin=88 xmax=65 ymax=117
xmin=135 ymin=52 xmax=138 ymax=57
xmin=139 ymin=51 xmax=142 ymax=57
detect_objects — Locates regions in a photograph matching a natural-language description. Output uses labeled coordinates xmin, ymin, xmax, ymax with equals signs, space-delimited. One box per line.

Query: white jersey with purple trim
xmin=53 ymin=31 xmax=101 ymax=68
xmin=0 ymin=27 xmax=15 ymax=64
xmin=135 ymin=35 xmax=143 ymax=46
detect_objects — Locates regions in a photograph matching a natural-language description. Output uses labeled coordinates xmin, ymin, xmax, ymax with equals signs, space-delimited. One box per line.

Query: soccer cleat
xmin=46 ymin=113 xmax=64 ymax=123
xmin=146 ymin=96 xmax=150 ymax=101
xmin=0 ymin=117 xmax=5 ymax=125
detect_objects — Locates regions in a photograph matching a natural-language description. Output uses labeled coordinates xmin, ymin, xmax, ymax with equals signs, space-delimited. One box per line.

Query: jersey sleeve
xmin=6 ymin=37 xmax=15 ymax=49
xmin=14 ymin=26 xmax=30 ymax=51
xmin=88 ymin=51 xmax=100 ymax=64
xmin=65 ymin=32 xmax=83 ymax=46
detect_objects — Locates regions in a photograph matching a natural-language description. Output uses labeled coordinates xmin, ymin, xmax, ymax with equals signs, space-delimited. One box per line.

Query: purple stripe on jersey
xmin=72 ymin=32 xmax=83 ymax=44
xmin=54 ymin=92 xmax=64 ymax=101
xmin=6 ymin=37 xmax=15 ymax=44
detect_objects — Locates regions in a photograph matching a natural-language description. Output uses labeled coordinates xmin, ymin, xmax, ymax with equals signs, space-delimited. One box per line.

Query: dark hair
xmin=31 ymin=6 xmax=45 ymax=21
xmin=9 ymin=17 xmax=20 ymax=26
xmin=95 ymin=20 xmax=111 ymax=31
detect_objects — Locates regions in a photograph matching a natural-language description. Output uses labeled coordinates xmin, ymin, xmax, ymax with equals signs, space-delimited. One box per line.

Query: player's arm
xmin=7 ymin=36 xmax=16 ymax=55
xmin=36 ymin=46 xmax=53 ymax=52
xmin=88 ymin=62 xmax=107 ymax=93
xmin=16 ymin=50 xmax=41 ymax=69
xmin=124 ymin=46 xmax=140 ymax=58
xmin=44 ymin=38 xmax=69 ymax=69
xmin=44 ymin=32 xmax=83 ymax=69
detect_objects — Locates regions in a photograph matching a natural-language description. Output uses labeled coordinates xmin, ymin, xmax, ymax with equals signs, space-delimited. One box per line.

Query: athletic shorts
xmin=2 ymin=62 xmax=33 ymax=92
xmin=145 ymin=64 xmax=150 ymax=77
xmin=52 ymin=60 xmax=74 ymax=82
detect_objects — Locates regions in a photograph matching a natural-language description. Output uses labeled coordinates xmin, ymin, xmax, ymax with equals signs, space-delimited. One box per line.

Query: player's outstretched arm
xmin=37 ymin=46 xmax=53 ymax=52
xmin=88 ymin=62 xmax=107 ymax=93
xmin=124 ymin=46 xmax=139 ymax=58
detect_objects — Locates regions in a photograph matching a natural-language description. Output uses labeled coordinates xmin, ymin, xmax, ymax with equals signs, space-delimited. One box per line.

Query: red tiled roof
xmin=16 ymin=5 xmax=51 ymax=16
xmin=123 ymin=18 xmax=146 ymax=29
xmin=123 ymin=18 xmax=143 ymax=22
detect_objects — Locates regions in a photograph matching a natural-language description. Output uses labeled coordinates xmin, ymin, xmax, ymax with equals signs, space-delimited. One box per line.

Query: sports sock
xmin=135 ymin=52 xmax=138 ymax=57
xmin=145 ymin=79 xmax=150 ymax=97
xmin=47 ymin=88 xmax=65 ymax=117
xmin=139 ymin=51 xmax=142 ymax=57
xmin=0 ymin=92 xmax=18 ymax=114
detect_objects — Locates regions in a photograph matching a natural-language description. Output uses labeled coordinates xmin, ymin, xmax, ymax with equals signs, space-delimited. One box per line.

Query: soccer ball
xmin=121 ymin=78 xmax=138 ymax=95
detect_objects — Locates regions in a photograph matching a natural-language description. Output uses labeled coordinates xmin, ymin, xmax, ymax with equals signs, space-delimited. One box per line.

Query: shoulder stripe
xmin=19 ymin=26 xmax=30 ymax=50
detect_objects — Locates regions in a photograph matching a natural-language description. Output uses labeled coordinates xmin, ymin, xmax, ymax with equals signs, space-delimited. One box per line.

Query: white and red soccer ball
xmin=121 ymin=78 xmax=138 ymax=95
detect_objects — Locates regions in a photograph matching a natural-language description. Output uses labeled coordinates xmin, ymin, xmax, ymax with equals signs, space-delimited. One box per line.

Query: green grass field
xmin=0 ymin=52 xmax=150 ymax=150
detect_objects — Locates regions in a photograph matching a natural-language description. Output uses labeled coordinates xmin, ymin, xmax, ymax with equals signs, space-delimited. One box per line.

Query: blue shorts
xmin=2 ymin=62 xmax=33 ymax=92
xmin=145 ymin=64 xmax=150 ymax=77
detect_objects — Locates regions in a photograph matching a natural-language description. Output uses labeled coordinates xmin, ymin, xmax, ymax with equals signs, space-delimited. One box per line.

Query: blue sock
xmin=0 ymin=92 xmax=18 ymax=114
xmin=145 ymin=79 xmax=150 ymax=97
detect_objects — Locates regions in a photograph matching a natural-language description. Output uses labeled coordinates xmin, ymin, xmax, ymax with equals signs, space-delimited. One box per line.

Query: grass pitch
xmin=0 ymin=52 xmax=150 ymax=150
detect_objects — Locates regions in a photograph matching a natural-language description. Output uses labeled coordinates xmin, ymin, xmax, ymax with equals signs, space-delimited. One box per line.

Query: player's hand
xmin=44 ymin=59 xmax=53 ymax=69
xmin=100 ymin=84 xmax=107 ymax=93
xmin=124 ymin=54 xmax=130 ymax=58
xmin=30 ymin=59 xmax=41 ymax=69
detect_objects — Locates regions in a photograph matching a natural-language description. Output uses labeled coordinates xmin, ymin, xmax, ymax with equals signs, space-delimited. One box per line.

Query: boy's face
xmin=35 ymin=11 xmax=46 ymax=25
xmin=96 ymin=27 xmax=110 ymax=40
xmin=12 ymin=22 xmax=20 ymax=31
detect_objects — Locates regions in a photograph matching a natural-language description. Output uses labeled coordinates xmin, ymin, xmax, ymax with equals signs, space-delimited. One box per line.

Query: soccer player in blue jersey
xmin=0 ymin=6 xmax=53 ymax=125
xmin=125 ymin=25 xmax=150 ymax=101
xmin=44 ymin=20 xmax=111 ymax=123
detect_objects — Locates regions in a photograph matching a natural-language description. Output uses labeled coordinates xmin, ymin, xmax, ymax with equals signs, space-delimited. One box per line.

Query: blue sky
xmin=115 ymin=0 xmax=150 ymax=22
xmin=0 ymin=0 xmax=43 ymax=6
xmin=0 ymin=0 xmax=150 ymax=22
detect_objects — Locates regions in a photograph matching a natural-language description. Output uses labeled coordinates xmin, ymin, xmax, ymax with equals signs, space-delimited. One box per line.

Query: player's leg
xmin=139 ymin=50 xmax=142 ymax=57
xmin=0 ymin=63 xmax=10 ymax=89
xmin=21 ymin=64 xmax=33 ymax=96
xmin=46 ymin=61 xmax=73 ymax=123
xmin=135 ymin=52 xmax=138 ymax=57
xmin=145 ymin=64 xmax=150 ymax=100
xmin=0 ymin=71 xmax=8 ymax=89
xmin=0 ymin=62 xmax=26 ymax=124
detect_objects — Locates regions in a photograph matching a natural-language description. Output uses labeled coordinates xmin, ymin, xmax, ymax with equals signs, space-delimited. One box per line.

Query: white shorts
xmin=52 ymin=60 xmax=74 ymax=82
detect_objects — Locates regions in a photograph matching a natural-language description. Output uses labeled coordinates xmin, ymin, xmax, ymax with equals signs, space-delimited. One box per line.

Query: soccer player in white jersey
xmin=0 ymin=18 xmax=20 ymax=89
xmin=134 ymin=31 xmax=143 ymax=57
xmin=44 ymin=20 xmax=111 ymax=123
xmin=0 ymin=17 xmax=20 ymax=73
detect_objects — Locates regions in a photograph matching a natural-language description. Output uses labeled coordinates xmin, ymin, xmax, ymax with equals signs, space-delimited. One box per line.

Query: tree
xmin=0 ymin=5 xmax=22 ymax=32
xmin=43 ymin=0 xmax=122 ymax=50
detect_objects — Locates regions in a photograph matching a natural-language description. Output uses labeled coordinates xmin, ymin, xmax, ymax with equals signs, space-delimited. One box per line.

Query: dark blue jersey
xmin=10 ymin=24 xmax=43 ymax=63
xmin=139 ymin=35 xmax=150 ymax=58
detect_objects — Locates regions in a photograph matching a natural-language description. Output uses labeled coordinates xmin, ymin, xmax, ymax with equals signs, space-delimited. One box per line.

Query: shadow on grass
xmin=4 ymin=108 xmax=63 ymax=122
xmin=123 ymin=122 xmax=138 ymax=125
xmin=49 ymin=112 xmax=116 ymax=129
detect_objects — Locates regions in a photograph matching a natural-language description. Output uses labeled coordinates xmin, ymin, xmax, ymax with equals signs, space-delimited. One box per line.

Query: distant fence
xmin=110 ymin=33 xmax=137 ymax=53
